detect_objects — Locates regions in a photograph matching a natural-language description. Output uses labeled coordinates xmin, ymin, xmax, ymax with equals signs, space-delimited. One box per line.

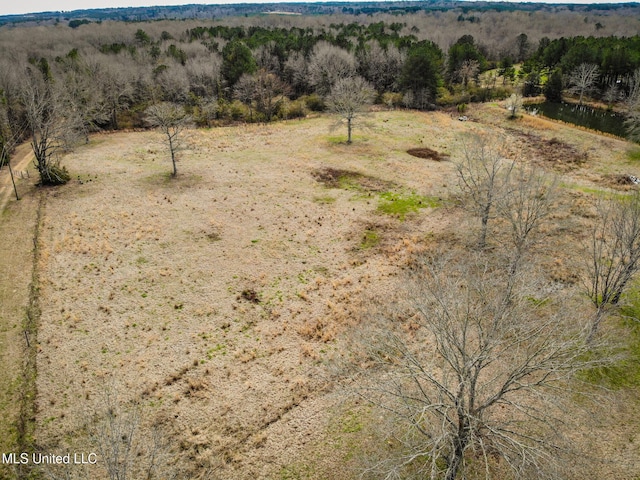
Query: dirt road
xmin=0 ymin=141 xmax=34 ymax=212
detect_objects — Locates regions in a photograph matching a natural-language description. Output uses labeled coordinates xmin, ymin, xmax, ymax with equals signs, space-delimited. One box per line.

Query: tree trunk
xmin=588 ymin=306 xmax=607 ymax=343
xmin=347 ymin=117 xmax=352 ymax=144
xmin=446 ymin=418 xmax=469 ymax=480
xmin=111 ymin=107 xmax=119 ymax=130
xmin=479 ymin=205 xmax=490 ymax=249
xmin=169 ymin=136 xmax=177 ymax=177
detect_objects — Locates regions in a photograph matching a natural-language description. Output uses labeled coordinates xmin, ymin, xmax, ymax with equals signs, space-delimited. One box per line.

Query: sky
xmin=0 ymin=0 xmax=625 ymax=17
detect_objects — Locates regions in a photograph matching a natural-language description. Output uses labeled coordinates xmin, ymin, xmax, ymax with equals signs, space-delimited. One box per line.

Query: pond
xmin=527 ymin=102 xmax=628 ymax=139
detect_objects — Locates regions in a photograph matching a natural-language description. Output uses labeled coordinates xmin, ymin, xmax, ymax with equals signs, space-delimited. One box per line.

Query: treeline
xmin=522 ymin=36 xmax=640 ymax=98
xmin=2 ymin=13 xmax=640 ymax=169
xmin=3 ymin=1 xmax=639 ymax=27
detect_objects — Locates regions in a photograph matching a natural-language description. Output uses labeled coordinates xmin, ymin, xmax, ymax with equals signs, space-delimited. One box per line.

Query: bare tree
xmin=307 ymin=41 xmax=357 ymax=96
xmin=98 ymin=64 xmax=132 ymax=131
xmin=354 ymin=255 xmax=597 ymax=480
xmin=497 ymin=164 xmax=557 ymax=276
xmin=585 ymin=191 xmax=640 ymax=340
xmin=185 ymin=55 xmax=222 ymax=98
xmin=64 ymin=67 xmax=110 ymax=143
xmin=39 ymin=388 xmax=177 ymax=480
xmin=197 ymin=96 xmax=218 ymax=127
xmin=325 ymin=76 xmax=374 ymax=144
xmin=602 ymin=81 xmax=620 ymax=110
xmin=283 ymin=50 xmax=310 ymax=97
xmin=22 ymin=67 xmax=79 ymax=186
xmin=233 ymin=73 xmax=257 ymax=121
xmin=455 ymin=138 xmax=515 ymax=249
xmin=253 ymin=42 xmax=281 ymax=74
xmin=505 ymin=93 xmax=523 ymax=118
xmin=254 ymin=69 xmax=289 ymax=121
xmin=144 ymin=102 xmax=190 ymax=177
xmin=154 ymin=66 xmax=190 ymax=103
xmin=568 ymin=63 xmax=600 ymax=105
xmin=456 ymin=59 xmax=480 ymax=89
xmin=358 ymin=41 xmax=405 ymax=93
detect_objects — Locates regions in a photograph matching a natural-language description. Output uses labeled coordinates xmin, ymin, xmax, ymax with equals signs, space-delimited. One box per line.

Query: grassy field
xmin=2 ymin=105 xmax=640 ymax=479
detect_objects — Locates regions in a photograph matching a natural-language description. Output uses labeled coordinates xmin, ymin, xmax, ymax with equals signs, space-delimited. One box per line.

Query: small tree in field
xmin=326 ymin=76 xmax=374 ymax=144
xmin=144 ymin=102 xmax=190 ymax=177
xmin=505 ymin=93 xmax=523 ymax=118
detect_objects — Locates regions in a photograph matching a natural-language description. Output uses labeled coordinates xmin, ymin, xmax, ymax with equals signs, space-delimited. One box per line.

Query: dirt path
xmin=0 ymin=143 xmax=38 ymax=478
xmin=0 ymin=141 xmax=34 ymax=212
xmin=0 ymin=141 xmax=39 ymax=478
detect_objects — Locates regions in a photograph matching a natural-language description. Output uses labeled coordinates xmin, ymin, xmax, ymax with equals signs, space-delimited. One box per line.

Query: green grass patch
xmin=278 ymin=463 xmax=321 ymax=480
xmin=627 ymin=148 xmax=640 ymax=163
xmin=377 ymin=192 xmax=441 ymax=220
xmin=559 ymin=182 xmax=628 ymax=201
xmin=313 ymin=195 xmax=336 ymax=204
xmin=559 ymin=181 xmax=607 ymax=196
xmin=579 ymin=290 xmax=640 ymax=389
xmin=340 ymin=409 xmax=364 ymax=434
xmin=524 ymin=295 xmax=551 ymax=307
xmin=360 ymin=230 xmax=380 ymax=249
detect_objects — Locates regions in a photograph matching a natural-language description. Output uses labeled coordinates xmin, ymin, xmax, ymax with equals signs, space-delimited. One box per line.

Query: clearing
xmin=1 ymin=105 xmax=639 ymax=479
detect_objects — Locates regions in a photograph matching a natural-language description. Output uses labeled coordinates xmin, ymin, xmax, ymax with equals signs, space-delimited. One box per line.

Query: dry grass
xmin=0 ymin=107 xmax=638 ymax=478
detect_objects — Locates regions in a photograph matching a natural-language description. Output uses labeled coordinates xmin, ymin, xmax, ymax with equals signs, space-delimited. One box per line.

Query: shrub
xmin=278 ymin=98 xmax=307 ymax=119
xmin=228 ymin=100 xmax=250 ymax=121
xmin=381 ymin=92 xmax=403 ymax=109
xmin=41 ymin=165 xmax=70 ymax=186
xmin=303 ymin=94 xmax=325 ymax=112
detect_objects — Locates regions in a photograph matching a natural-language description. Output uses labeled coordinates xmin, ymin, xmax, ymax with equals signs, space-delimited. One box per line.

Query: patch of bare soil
xmin=311 ymin=167 xmax=394 ymax=191
xmin=406 ymin=147 xmax=450 ymax=161
xmin=600 ymin=173 xmax=640 ymax=190
xmin=509 ymin=130 xmax=588 ymax=171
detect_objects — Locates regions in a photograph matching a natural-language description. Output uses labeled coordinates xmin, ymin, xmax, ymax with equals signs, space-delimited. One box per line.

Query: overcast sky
xmin=0 ymin=0 xmax=623 ymax=17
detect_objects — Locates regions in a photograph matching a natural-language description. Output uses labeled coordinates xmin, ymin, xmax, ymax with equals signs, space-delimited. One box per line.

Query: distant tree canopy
xmin=528 ymin=36 xmax=640 ymax=90
xmin=221 ymin=40 xmax=257 ymax=88
xmin=446 ymin=35 xmax=487 ymax=83
xmin=2 ymin=13 xmax=640 ymax=141
xmin=400 ymin=41 xmax=443 ymax=109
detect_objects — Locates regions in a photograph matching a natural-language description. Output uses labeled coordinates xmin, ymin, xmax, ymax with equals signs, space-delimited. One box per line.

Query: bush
xmin=278 ymin=98 xmax=307 ymax=119
xmin=303 ymin=94 xmax=325 ymax=112
xmin=41 ymin=165 xmax=70 ymax=186
xmin=228 ymin=100 xmax=250 ymax=121
xmin=381 ymin=92 xmax=403 ymax=109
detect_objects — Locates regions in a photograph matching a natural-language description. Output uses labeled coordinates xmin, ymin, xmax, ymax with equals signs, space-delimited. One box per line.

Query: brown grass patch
xmin=504 ymin=127 xmax=588 ymax=171
xmin=600 ymin=173 xmax=640 ymax=190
